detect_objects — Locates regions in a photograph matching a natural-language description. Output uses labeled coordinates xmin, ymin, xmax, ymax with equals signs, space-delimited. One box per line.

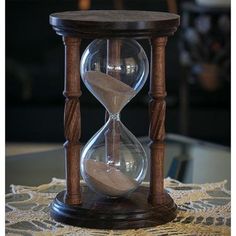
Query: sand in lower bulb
xmin=85 ymin=159 xmax=137 ymax=197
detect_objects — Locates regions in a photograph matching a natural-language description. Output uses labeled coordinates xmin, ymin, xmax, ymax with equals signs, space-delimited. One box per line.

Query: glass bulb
xmin=80 ymin=39 xmax=149 ymax=197
xmin=81 ymin=39 xmax=149 ymax=112
xmin=81 ymin=115 xmax=148 ymax=197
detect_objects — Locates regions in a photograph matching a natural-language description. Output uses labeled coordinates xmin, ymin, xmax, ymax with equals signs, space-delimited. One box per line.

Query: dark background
xmin=6 ymin=0 xmax=230 ymax=146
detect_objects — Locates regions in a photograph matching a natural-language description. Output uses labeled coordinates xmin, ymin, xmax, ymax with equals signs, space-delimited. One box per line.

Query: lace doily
xmin=6 ymin=178 xmax=230 ymax=236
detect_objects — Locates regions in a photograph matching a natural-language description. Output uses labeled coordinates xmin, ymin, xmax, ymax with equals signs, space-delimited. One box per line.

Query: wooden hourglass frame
xmin=49 ymin=10 xmax=180 ymax=229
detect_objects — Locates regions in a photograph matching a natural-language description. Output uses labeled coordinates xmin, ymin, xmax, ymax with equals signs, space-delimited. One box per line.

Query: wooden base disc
xmin=50 ymin=186 xmax=177 ymax=229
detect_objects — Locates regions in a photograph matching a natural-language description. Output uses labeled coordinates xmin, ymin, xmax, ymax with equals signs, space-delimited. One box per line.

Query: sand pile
xmin=85 ymin=159 xmax=137 ymax=197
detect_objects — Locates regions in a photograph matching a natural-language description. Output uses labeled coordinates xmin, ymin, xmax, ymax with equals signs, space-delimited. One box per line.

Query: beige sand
xmin=84 ymin=71 xmax=136 ymax=114
xmin=85 ymin=159 xmax=137 ymax=197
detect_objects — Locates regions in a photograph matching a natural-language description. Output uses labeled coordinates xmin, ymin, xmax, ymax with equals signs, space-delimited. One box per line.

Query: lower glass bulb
xmin=81 ymin=117 xmax=148 ymax=197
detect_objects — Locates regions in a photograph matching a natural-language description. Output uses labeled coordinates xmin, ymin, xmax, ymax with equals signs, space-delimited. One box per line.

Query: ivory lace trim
xmin=6 ymin=178 xmax=230 ymax=235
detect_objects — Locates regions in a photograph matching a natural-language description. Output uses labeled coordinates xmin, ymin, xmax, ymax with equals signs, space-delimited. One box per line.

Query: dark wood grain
xmin=63 ymin=37 xmax=82 ymax=205
xmin=148 ymin=37 xmax=168 ymax=205
xmin=50 ymin=10 xmax=180 ymax=38
xmin=51 ymin=186 xmax=177 ymax=229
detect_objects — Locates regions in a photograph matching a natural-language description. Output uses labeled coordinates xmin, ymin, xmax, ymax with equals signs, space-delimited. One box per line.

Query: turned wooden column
xmin=148 ymin=37 xmax=167 ymax=205
xmin=106 ymin=39 xmax=121 ymax=79
xmin=63 ymin=36 xmax=82 ymax=205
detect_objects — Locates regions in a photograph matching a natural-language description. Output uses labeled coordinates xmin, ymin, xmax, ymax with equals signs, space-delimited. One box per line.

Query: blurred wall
xmin=6 ymin=0 xmax=230 ymax=146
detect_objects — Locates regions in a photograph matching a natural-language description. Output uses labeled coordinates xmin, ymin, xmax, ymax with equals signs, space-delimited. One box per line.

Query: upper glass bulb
xmin=80 ymin=39 xmax=149 ymax=114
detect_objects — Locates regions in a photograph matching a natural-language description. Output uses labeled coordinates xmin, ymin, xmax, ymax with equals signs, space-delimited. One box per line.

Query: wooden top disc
xmin=49 ymin=10 xmax=180 ymax=38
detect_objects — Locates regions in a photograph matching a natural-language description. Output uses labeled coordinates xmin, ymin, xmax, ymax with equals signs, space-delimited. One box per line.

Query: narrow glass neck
xmin=109 ymin=113 xmax=120 ymax=121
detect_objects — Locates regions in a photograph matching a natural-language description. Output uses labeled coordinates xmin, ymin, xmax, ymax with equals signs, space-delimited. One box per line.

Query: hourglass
xmin=50 ymin=11 xmax=179 ymax=229
xmin=80 ymin=39 xmax=149 ymax=197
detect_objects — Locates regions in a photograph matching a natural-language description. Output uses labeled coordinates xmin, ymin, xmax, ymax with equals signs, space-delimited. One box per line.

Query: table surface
xmin=5 ymin=178 xmax=230 ymax=235
xmin=6 ymin=134 xmax=231 ymax=235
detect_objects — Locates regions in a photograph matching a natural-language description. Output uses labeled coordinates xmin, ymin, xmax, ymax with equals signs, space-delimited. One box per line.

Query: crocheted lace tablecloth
xmin=6 ymin=178 xmax=230 ymax=236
